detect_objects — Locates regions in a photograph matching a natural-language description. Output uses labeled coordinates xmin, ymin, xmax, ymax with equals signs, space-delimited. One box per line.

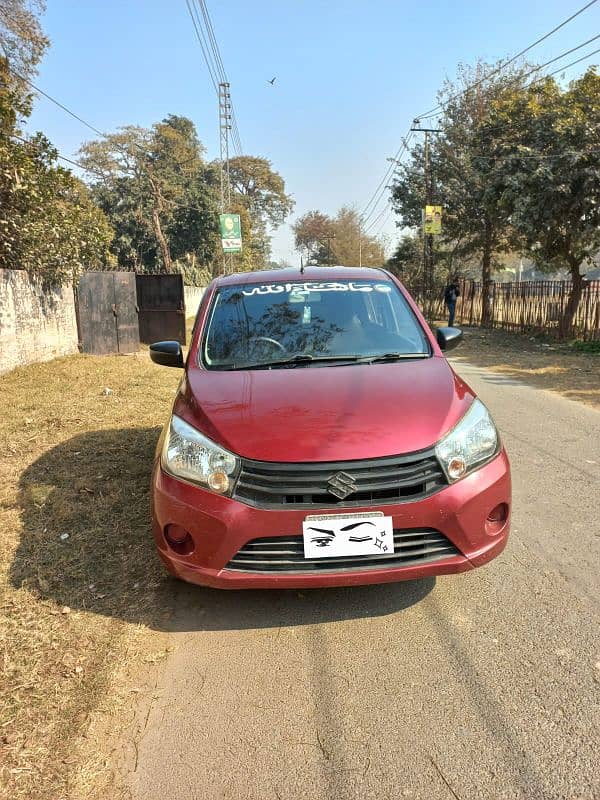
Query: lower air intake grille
xmin=225 ymin=529 xmax=460 ymax=574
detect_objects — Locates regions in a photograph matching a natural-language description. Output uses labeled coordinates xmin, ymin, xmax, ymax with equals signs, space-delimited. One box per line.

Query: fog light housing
xmin=485 ymin=503 xmax=509 ymax=536
xmin=164 ymin=524 xmax=195 ymax=555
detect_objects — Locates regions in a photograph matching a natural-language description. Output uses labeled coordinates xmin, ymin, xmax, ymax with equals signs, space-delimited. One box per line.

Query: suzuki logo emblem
xmin=327 ymin=471 xmax=358 ymax=500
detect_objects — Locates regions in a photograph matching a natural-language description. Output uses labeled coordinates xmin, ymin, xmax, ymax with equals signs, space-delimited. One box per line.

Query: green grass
xmin=569 ymin=339 xmax=600 ymax=354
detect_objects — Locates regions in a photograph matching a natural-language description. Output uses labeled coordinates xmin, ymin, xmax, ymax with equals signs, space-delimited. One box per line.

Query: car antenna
xmin=300 ymin=256 xmax=305 ymax=274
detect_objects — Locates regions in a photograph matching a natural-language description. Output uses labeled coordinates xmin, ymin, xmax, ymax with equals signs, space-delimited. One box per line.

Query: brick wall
xmin=0 ymin=269 xmax=79 ymax=375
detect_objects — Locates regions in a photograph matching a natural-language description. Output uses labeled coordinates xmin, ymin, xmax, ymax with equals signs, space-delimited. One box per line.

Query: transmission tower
xmin=218 ymin=82 xmax=232 ymax=211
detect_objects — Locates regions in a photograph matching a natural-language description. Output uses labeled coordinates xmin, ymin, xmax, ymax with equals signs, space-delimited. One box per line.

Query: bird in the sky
xmin=268 ymin=77 xmax=277 ymax=85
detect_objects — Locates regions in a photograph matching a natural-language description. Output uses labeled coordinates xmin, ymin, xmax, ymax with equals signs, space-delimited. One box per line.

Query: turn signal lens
xmin=207 ymin=470 xmax=229 ymax=493
xmin=448 ymin=457 xmax=467 ymax=480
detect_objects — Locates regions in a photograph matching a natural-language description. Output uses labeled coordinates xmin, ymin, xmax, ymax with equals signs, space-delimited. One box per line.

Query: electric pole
xmin=411 ymin=120 xmax=441 ymax=315
xmin=359 ymin=219 xmax=363 ymax=267
xmin=320 ymin=233 xmax=335 ymax=266
xmin=219 ymin=81 xmax=233 ymax=273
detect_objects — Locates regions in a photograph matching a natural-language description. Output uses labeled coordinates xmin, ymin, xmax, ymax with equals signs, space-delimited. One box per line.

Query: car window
xmin=202 ymin=279 xmax=429 ymax=369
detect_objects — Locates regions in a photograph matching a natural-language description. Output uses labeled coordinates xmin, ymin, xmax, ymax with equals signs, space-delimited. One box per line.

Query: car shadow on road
xmin=169 ymin=577 xmax=435 ymax=632
xmin=11 ymin=427 xmax=434 ymax=631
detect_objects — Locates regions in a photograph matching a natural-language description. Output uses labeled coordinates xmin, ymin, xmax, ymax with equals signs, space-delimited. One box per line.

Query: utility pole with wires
xmin=411 ymin=120 xmax=441 ymax=315
xmin=218 ymin=81 xmax=233 ymax=273
xmin=358 ymin=219 xmax=363 ymax=267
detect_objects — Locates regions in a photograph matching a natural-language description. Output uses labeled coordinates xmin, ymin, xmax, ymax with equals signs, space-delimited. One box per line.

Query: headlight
xmin=161 ymin=415 xmax=239 ymax=494
xmin=435 ymin=399 xmax=499 ymax=482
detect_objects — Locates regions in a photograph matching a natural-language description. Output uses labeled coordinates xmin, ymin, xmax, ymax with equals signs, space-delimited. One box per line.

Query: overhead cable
xmin=415 ymin=0 xmax=599 ymax=120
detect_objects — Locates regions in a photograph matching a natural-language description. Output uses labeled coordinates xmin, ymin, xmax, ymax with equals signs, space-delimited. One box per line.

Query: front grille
xmin=233 ymin=449 xmax=447 ymax=508
xmin=225 ymin=529 xmax=460 ymax=574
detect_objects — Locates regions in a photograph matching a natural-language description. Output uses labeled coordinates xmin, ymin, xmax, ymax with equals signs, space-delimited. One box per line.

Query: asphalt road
xmin=129 ymin=359 xmax=600 ymax=800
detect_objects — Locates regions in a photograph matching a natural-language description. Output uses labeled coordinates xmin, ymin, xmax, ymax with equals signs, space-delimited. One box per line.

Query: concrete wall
xmin=0 ymin=269 xmax=79 ymax=375
xmin=184 ymin=286 xmax=206 ymax=319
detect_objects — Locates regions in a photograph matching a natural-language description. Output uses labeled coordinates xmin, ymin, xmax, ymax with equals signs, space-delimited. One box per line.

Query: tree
xmin=0 ymin=55 xmax=113 ymax=283
xmin=79 ymin=116 xmax=219 ymax=273
xmin=228 ymin=155 xmax=294 ymax=265
xmin=330 ymin=206 xmax=385 ymax=266
xmin=0 ymin=0 xmax=48 ymax=81
xmin=391 ymin=62 xmax=528 ymax=323
xmin=483 ymin=68 xmax=600 ymax=337
xmin=293 ymin=207 xmax=385 ymax=266
xmin=386 ymin=231 xmax=467 ymax=296
xmin=386 ymin=233 xmax=422 ymax=287
xmin=0 ymin=132 xmax=114 ymax=283
xmin=292 ymin=210 xmax=335 ymax=263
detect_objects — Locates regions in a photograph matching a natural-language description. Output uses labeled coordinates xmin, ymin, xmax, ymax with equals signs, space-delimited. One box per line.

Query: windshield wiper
xmin=222 ymin=352 xmax=429 ymax=370
xmin=227 ymin=354 xmax=361 ymax=370
xmin=354 ymin=352 xmax=430 ymax=364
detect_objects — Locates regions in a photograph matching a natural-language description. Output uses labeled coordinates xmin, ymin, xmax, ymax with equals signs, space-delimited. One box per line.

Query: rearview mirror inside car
xmin=436 ymin=327 xmax=463 ymax=352
xmin=150 ymin=340 xmax=184 ymax=368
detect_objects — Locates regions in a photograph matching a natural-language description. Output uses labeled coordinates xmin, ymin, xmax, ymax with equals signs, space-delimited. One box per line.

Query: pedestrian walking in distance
xmin=444 ymin=279 xmax=460 ymax=326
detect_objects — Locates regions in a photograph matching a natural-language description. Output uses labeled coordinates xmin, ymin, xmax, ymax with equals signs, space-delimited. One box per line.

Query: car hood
xmin=176 ymin=357 xmax=475 ymax=462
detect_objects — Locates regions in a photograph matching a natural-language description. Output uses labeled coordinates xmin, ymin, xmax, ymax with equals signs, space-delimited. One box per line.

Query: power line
xmin=362 ymin=4 xmax=600 ymax=255
xmin=8 ymin=131 xmax=99 ymax=172
xmin=198 ymin=0 xmax=228 ymax=80
xmin=363 ymin=201 xmax=392 ymax=235
xmin=416 ymin=0 xmax=599 ymax=120
xmin=359 ymin=130 xmax=413 ymax=227
xmin=184 ymin=0 xmax=243 ymax=155
xmin=5 ymin=60 xmax=208 ymax=178
xmin=197 ymin=0 xmax=244 ymax=154
xmin=7 ymin=70 xmax=202 ymax=174
xmin=528 ymin=43 xmax=600 ymax=84
xmin=430 ymin=45 xmax=600 ymax=169
xmin=6 ymin=131 xmax=213 ymax=216
xmin=419 ymin=33 xmax=600 ymax=121
xmin=7 ymin=66 xmax=105 ymax=137
xmin=185 ymin=0 xmax=220 ymax=90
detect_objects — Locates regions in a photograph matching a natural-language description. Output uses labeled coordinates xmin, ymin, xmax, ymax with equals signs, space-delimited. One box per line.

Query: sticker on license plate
xmin=302 ymin=512 xmax=394 ymax=559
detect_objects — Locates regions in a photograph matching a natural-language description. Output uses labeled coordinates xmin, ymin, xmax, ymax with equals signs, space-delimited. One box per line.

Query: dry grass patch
xmin=449 ymin=327 xmax=600 ymax=409
xmin=0 ymin=351 xmax=181 ymax=799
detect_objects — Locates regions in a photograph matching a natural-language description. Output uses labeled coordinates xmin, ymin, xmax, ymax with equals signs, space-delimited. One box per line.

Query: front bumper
xmin=151 ymin=449 xmax=511 ymax=589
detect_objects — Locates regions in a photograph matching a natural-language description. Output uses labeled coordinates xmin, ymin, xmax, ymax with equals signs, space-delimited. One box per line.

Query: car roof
xmin=212 ymin=265 xmax=390 ymax=287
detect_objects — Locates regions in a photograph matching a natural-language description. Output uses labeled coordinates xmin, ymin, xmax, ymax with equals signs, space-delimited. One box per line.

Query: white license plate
xmin=302 ymin=512 xmax=394 ymax=559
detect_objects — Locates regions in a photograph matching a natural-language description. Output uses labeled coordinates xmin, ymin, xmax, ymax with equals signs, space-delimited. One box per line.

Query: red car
xmin=150 ymin=266 xmax=510 ymax=589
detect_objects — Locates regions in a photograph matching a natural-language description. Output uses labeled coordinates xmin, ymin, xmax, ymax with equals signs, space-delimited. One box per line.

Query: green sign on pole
xmin=219 ymin=213 xmax=242 ymax=253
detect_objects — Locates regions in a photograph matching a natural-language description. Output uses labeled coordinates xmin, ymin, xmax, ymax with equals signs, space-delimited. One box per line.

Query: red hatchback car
xmin=150 ymin=266 xmax=510 ymax=589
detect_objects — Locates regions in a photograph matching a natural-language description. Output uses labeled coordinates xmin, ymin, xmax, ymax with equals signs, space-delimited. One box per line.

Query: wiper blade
xmin=357 ymin=352 xmax=430 ymax=364
xmin=228 ymin=354 xmax=361 ymax=370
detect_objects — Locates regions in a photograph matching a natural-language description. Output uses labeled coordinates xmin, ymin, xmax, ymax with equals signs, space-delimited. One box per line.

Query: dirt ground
xmin=450 ymin=326 xmax=600 ymax=409
xmin=0 ymin=351 xmax=180 ymax=800
xmin=0 ymin=325 xmax=598 ymax=800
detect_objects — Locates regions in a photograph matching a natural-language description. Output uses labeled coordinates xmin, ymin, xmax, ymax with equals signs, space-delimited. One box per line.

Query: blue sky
xmin=26 ymin=0 xmax=600 ymax=265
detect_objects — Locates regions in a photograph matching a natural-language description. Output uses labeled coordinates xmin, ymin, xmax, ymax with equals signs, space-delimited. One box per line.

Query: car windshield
xmin=202 ymin=278 xmax=430 ymax=370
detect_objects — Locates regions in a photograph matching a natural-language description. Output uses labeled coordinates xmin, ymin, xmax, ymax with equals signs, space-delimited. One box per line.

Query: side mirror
xmin=436 ymin=327 xmax=463 ymax=352
xmin=150 ymin=340 xmax=184 ymax=368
